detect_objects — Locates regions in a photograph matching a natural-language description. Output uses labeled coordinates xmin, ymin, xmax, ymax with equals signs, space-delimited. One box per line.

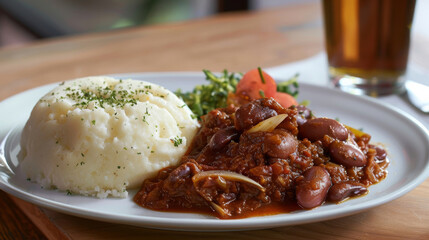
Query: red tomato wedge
xmin=274 ymin=92 xmax=298 ymax=108
xmin=236 ymin=68 xmax=277 ymax=100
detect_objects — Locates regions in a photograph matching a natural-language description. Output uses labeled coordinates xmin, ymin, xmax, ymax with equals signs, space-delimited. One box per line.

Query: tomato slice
xmin=236 ymin=68 xmax=277 ymax=100
xmin=274 ymin=92 xmax=298 ymax=108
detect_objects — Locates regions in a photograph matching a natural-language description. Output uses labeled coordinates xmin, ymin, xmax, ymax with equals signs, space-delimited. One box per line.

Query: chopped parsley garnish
xmin=142 ymin=116 xmax=149 ymax=125
xmin=170 ymin=136 xmax=183 ymax=147
xmin=257 ymin=67 xmax=266 ymax=84
xmin=259 ymin=90 xmax=266 ymax=98
xmin=64 ymin=85 xmax=140 ymax=109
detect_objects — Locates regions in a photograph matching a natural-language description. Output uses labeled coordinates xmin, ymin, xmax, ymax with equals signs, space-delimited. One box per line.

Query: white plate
xmin=1 ymin=72 xmax=429 ymax=231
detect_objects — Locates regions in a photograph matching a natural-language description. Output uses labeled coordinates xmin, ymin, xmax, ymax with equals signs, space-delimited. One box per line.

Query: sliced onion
xmin=247 ymin=114 xmax=287 ymax=133
xmin=192 ymin=170 xmax=265 ymax=192
xmin=209 ymin=202 xmax=230 ymax=218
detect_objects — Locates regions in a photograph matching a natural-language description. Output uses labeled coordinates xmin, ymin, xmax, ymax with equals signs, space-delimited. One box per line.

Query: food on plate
xmin=235 ymin=68 xmax=277 ymax=99
xmin=175 ymin=70 xmax=240 ymax=119
xmin=134 ymin=69 xmax=389 ymax=219
xmin=231 ymin=68 xmax=298 ymax=108
xmin=19 ymin=76 xmax=199 ymax=198
xmin=175 ymin=68 xmax=299 ymax=119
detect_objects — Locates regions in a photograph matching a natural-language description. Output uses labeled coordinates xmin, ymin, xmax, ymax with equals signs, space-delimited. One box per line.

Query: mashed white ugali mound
xmin=19 ymin=76 xmax=199 ymax=198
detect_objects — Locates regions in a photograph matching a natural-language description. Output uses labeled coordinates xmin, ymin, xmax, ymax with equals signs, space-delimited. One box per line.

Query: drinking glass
xmin=322 ymin=0 xmax=416 ymax=96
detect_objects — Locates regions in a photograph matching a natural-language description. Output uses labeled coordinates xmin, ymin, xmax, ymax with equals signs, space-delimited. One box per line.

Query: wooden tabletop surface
xmin=1 ymin=2 xmax=429 ymax=239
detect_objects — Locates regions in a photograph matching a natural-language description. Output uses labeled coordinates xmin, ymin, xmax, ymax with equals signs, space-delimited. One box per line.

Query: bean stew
xmin=134 ymin=98 xmax=389 ymax=219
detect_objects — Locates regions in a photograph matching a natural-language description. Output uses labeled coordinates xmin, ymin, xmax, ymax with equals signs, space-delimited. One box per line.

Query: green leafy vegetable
xmin=276 ymin=73 xmax=299 ymax=98
xmin=175 ymin=69 xmax=300 ymax=119
xmin=175 ymin=70 xmax=241 ymax=119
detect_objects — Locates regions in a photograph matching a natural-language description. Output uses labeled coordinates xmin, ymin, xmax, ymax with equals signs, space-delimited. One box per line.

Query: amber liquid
xmin=323 ymin=0 xmax=416 ymax=96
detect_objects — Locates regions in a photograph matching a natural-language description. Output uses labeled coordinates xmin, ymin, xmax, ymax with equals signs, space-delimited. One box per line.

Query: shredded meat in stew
xmin=134 ymin=98 xmax=389 ymax=219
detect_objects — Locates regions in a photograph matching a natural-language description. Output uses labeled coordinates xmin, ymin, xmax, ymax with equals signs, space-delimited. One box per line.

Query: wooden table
xmin=1 ymin=2 xmax=429 ymax=239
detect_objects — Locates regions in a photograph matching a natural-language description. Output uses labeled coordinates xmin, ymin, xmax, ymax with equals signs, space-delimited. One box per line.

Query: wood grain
xmin=0 ymin=2 xmax=323 ymax=101
xmin=0 ymin=190 xmax=46 ymax=240
xmin=9 ymin=196 xmax=70 ymax=240
xmin=1 ymin=1 xmax=429 ymax=239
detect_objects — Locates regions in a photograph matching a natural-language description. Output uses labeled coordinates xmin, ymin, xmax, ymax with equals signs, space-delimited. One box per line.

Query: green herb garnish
xmin=276 ymin=73 xmax=299 ymax=98
xmin=170 ymin=136 xmax=183 ymax=147
xmin=258 ymin=67 xmax=266 ymax=84
xmin=65 ymin=85 xmax=139 ymax=109
xmin=175 ymin=69 xmax=300 ymax=119
xmin=175 ymin=69 xmax=240 ymax=119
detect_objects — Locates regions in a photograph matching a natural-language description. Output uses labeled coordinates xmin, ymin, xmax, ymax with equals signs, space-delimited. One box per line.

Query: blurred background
xmin=0 ymin=0 xmax=317 ymax=48
xmin=1 ymin=0 xmax=427 ymax=49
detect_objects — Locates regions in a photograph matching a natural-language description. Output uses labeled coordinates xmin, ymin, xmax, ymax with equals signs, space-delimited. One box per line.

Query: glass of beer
xmin=322 ymin=0 xmax=416 ymax=96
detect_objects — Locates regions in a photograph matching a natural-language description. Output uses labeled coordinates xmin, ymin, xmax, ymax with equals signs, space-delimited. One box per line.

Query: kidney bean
xmin=298 ymin=118 xmax=348 ymax=142
xmin=235 ymin=98 xmax=282 ymax=131
xmin=208 ymin=127 xmax=239 ymax=151
xmin=329 ymin=141 xmax=367 ymax=167
xmin=296 ymin=166 xmax=332 ymax=209
xmin=263 ymin=129 xmax=298 ymax=159
xmin=327 ymin=182 xmax=367 ymax=202
xmin=295 ymin=105 xmax=312 ymax=126
xmin=163 ymin=162 xmax=200 ymax=195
